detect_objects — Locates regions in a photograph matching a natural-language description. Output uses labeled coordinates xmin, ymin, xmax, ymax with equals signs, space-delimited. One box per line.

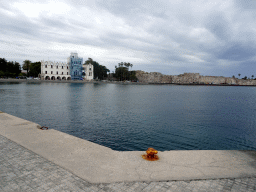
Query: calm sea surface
xmin=0 ymin=82 xmax=256 ymax=151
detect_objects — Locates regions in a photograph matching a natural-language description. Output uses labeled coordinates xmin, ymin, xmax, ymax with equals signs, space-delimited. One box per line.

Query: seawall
xmin=1 ymin=111 xmax=256 ymax=183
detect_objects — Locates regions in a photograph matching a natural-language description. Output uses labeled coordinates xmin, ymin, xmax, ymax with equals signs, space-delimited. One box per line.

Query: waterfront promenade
xmin=1 ymin=111 xmax=256 ymax=191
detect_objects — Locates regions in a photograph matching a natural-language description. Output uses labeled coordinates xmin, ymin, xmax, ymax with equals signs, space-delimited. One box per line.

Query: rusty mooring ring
xmin=40 ymin=126 xmax=48 ymax=130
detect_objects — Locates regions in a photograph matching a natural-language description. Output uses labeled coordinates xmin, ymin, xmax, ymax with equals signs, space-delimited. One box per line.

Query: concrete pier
xmin=1 ymin=111 xmax=256 ymax=191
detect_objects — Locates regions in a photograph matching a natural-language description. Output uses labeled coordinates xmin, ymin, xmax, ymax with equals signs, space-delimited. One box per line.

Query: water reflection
xmin=0 ymin=82 xmax=256 ymax=151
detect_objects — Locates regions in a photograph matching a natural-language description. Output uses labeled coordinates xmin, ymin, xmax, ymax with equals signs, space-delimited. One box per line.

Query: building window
xmin=56 ymin=71 xmax=58 ymax=75
xmin=67 ymin=66 xmax=68 ymax=69
xmin=62 ymin=66 xmax=63 ymax=69
xmin=51 ymin=71 xmax=53 ymax=74
xmin=67 ymin=72 xmax=68 ymax=75
xmin=89 ymin=68 xmax=91 ymax=71
xmin=89 ymin=72 xmax=92 ymax=76
xmin=56 ymin=66 xmax=58 ymax=69
xmin=45 ymin=65 xmax=47 ymax=68
xmin=62 ymin=72 xmax=63 ymax=75
xmin=45 ymin=71 xmax=47 ymax=74
xmin=51 ymin=65 xmax=53 ymax=68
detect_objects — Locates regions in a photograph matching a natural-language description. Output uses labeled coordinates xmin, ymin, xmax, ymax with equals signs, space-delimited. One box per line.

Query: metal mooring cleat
xmin=142 ymin=148 xmax=159 ymax=161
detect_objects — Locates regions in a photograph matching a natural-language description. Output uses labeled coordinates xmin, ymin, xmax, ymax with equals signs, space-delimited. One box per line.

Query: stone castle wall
xmin=136 ymin=71 xmax=172 ymax=83
xmin=136 ymin=71 xmax=256 ymax=85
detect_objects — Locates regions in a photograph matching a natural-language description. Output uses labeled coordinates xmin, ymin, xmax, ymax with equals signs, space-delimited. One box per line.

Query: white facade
xmin=41 ymin=61 xmax=71 ymax=80
xmin=82 ymin=63 xmax=94 ymax=80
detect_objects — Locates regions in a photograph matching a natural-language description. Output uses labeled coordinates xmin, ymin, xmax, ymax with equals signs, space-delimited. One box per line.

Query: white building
xmin=82 ymin=63 xmax=94 ymax=80
xmin=41 ymin=53 xmax=94 ymax=81
xmin=41 ymin=61 xmax=71 ymax=80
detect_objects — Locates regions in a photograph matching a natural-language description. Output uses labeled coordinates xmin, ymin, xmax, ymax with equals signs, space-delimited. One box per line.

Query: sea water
xmin=0 ymin=82 xmax=255 ymax=151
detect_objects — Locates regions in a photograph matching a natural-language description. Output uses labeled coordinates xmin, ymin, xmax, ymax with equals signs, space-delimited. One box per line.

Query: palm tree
xmin=118 ymin=62 xmax=124 ymax=67
xmin=252 ymin=75 xmax=254 ymax=80
xmin=238 ymin=74 xmax=241 ymax=78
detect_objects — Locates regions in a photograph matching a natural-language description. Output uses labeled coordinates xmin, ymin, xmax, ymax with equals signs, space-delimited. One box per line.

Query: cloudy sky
xmin=1 ymin=0 xmax=256 ymax=77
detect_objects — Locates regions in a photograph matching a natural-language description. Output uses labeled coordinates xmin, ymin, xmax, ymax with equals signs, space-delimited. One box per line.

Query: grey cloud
xmin=204 ymin=12 xmax=231 ymax=41
xmin=40 ymin=16 xmax=69 ymax=30
xmin=217 ymin=43 xmax=256 ymax=61
xmin=1 ymin=15 xmax=42 ymax=39
xmin=234 ymin=0 xmax=256 ymax=10
xmin=1 ymin=0 xmax=256 ymax=77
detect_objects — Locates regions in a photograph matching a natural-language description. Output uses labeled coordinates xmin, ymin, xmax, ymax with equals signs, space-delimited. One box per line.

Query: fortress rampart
xmin=136 ymin=71 xmax=256 ymax=85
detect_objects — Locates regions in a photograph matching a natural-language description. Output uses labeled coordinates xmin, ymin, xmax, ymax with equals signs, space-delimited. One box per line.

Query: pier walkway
xmin=1 ymin=112 xmax=256 ymax=191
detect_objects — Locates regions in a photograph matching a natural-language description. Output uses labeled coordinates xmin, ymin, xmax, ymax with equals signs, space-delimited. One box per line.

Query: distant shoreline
xmin=0 ymin=78 xmax=255 ymax=86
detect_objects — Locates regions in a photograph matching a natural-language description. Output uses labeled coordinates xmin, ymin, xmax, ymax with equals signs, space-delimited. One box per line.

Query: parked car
xmin=18 ymin=76 xmax=26 ymax=79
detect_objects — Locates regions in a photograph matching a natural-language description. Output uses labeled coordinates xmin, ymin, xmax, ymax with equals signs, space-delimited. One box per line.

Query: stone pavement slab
xmin=1 ymin=134 xmax=256 ymax=192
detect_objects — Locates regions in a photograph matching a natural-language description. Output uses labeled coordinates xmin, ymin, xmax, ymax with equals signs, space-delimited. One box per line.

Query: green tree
xmin=238 ymin=74 xmax=241 ymax=78
xmin=0 ymin=58 xmax=7 ymax=72
xmin=22 ymin=60 xmax=31 ymax=76
xmin=130 ymin=70 xmax=137 ymax=82
xmin=115 ymin=65 xmax=129 ymax=81
xmin=29 ymin=62 xmax=41 ymax=77
xmin=6 ymin=61 xmax=20 ymax=77
xmin=242 ymin=76 xmax=247 ymax=80
xmin=0 ymin=70 xmax=5 ymax=77
xmin=14 ymin=62 xmax=21 ymax=75
xmin=18 ymin=73 xmax=27 ymax=77
xmin=114 ymin=62 xmax=134 ymax=81
xmin=0 ymin=58 xmax=21 ymax=78
xmin=85 ymin=58 xmax=109 ymax=80
xmin=124 ymin=62 xmax=133 ymax=71
xmin=252 ymin=75 xmax=254 ymax=79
